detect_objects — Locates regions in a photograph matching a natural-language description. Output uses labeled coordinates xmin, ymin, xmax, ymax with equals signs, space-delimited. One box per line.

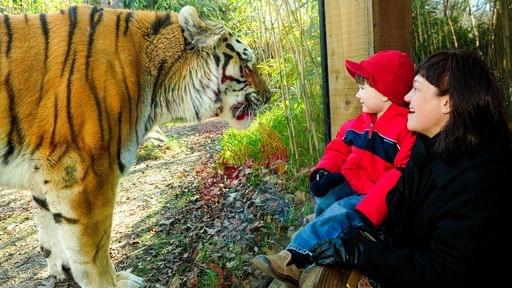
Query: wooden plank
xmin=324 ymin=0 xmax=413 ymax=137
xmin=299 ymin=265 xmax=352 ymax=287
xmin=373 ymin=0 xmax=413 ymax=55
xmin=325 ymin=0 xmax=370 ymax=135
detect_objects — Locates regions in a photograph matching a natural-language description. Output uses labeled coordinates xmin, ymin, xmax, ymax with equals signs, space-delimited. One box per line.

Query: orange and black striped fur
xmin=0 ymin=5 xmax=269 ymax=287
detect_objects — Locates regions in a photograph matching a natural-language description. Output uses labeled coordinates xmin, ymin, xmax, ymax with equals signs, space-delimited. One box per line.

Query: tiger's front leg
xmin=38 ymin=156 xmax=144 ymax=288
xmin=50 ymin=186 xmax=144 ymax=287
xmin=33 ymin=197 xmax=70 ymax=280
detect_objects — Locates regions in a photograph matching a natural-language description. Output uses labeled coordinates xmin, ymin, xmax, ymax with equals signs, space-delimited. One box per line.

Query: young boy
xmin=251 ymin=50 xmax=416 ymax=287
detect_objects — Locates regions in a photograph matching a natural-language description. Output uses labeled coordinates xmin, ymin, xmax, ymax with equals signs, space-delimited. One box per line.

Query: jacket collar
xmin=362 ymin=103 xmax=408 ymax=125
xmin=412 ymin=134 xmax=436 ymax=169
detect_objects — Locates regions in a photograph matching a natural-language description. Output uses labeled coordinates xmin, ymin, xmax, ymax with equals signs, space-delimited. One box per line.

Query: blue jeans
xmin=287 ymin=182 xmax=365 ymax=255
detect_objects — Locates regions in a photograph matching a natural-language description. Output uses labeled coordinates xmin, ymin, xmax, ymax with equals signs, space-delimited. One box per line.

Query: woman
xmin=311 ymin=49 xmax=512 ymax=287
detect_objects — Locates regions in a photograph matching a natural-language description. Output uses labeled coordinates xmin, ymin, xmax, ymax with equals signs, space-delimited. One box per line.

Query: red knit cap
xmin=345 ymin=50 xmax=414 ymax=107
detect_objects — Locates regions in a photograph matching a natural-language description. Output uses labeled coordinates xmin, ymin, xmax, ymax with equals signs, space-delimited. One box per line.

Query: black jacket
xmin=358 ymin=135 xmax=512 ymax=287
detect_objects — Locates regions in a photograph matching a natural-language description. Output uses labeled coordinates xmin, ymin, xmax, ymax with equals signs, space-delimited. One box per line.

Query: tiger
xmin=0 ymin=4 xmax=269 ymax=288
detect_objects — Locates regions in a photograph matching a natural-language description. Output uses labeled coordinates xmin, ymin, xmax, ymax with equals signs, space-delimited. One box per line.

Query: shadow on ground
xmin=0 ymin=119 xmax=303 ymax=288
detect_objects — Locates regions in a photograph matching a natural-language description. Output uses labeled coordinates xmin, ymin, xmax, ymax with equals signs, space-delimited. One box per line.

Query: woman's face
xmin=404 ymin=75 xmax=450 ymax=137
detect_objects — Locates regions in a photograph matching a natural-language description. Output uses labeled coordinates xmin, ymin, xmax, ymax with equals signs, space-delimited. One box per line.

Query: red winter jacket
xmin=313 ymin=104 xmax=416 ymax=226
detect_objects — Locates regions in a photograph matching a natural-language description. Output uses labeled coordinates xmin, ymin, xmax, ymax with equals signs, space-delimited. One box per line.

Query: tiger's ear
xmin=179 ymin=6 xmax=225 ymax=50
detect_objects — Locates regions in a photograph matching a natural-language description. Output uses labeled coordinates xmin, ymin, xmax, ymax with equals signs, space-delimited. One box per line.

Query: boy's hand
xmin=309 ymin=170 xmax=344 ymax=197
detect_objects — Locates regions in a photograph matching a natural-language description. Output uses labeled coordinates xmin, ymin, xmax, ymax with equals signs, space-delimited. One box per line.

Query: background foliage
xmin=116 ymin=0 xmax=325 ymax=179
xmin=413 ymin=0 xmax=511 ymax=114
xmin=0 ymin=0 xmax=509 ymax=286
xmin=0 ymin=0 xmax=509 ymax=207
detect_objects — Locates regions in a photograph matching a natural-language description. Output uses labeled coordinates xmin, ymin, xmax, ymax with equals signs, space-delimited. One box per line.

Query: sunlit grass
xmin=0 ymin=0 xmax=85 ymax=14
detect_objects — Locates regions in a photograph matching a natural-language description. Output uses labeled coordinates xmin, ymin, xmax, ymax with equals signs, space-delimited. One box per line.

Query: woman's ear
xmin=440 ymin=95 xmax=451 ymax=114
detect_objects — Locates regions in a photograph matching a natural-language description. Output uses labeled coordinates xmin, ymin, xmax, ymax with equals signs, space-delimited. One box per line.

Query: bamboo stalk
xmin=490 ymin=0 xmax=498 ymax=70
xmin=425 ymin=11 xmax=437 ymax=53
xmin=282 ymin=0 xmax=320 ymax=160
xmin=499 ymin=0 xmax=510 ymax=101
xmin=467 ymin=0 xmax=481 ymax=51
xmin=415 ymin=0 xmax=426 ymax=60
xmin=271 ymin=0 xmax=321 ymax=166
xmin=255 ymin=1 xmax=266 ymax=61
xmin=444 ymin=0 xmax=459 ymax=48
xmin=266 ymin=0 xmax=299 ymax=167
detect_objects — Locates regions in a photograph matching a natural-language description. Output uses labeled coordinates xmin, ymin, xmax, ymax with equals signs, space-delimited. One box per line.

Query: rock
xmin=250 ymin=276 xmax=275 ymax=288
xmin=268 ymin=279 xmax=291 ymax=288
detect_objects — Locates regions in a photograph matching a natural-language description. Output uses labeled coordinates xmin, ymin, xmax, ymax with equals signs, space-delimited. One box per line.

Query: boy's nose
xmin=404 ymin=89 xmax=413 ymax=103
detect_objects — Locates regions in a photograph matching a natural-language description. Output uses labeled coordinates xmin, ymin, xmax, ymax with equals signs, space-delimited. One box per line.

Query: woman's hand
xmin=311 ymin=236 xmax=365 ymax=269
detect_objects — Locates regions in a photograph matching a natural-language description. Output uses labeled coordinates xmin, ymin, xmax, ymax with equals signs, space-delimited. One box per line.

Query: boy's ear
xmin=381 ymin=96 xmax=390 ymax=102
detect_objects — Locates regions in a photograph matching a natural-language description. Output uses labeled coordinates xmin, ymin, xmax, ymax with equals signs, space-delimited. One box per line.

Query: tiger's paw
xmin=116 ymin=270 xmax=145 ymax=288
xmin=46 ymin=256 xmax=67 ymax=280
xmin=47 ymin=264 xmax=66 ymax=280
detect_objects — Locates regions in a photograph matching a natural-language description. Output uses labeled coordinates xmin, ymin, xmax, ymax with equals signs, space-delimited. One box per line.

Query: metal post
xmin=318 ymin=0 xmax=331 ymax=145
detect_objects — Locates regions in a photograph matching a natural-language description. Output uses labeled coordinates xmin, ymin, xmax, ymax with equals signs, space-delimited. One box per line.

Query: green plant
xmin=220 ymin=99 xmax=322 ymax=171
xmin=137 ymin=142 xmax=166 ymax=162
xmin=198 ymin=267 xmax=218 ymax=287
xmin=220 ymin=127 xmax=262 ymax=166
xmin=247 ymin=170 xmax=264 ymax=188
xmin=166 ymin=136 xmax=184 ymax=151
xmin=302 ymin=199 xmax=314 ymax=217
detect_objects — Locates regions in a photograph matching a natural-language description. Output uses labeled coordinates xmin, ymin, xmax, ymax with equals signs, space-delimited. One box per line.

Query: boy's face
xmin=355 ymin=82 xmax=390 ymax=117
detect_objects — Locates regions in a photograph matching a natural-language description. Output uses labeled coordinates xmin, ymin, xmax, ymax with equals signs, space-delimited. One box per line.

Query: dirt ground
xmin=0 ymin=119 xmax=299 ymax=288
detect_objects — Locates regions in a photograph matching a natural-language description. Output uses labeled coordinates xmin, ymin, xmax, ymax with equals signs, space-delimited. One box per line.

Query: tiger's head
xmin=178 ymin=6 xmax=270 ymax=129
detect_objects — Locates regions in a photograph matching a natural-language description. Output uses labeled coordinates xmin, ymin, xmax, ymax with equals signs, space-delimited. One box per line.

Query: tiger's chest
xmin=0 ymin=153 xmax=38 ymax=190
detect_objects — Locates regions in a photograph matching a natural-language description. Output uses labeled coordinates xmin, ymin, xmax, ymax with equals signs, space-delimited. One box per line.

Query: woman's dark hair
xmin=416 ymin=49 xmax=512 ymax=158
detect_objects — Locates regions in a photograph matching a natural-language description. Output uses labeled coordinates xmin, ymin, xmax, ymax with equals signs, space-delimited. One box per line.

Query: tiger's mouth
xmin=231 ymin=102 xmax=254 ymax=122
